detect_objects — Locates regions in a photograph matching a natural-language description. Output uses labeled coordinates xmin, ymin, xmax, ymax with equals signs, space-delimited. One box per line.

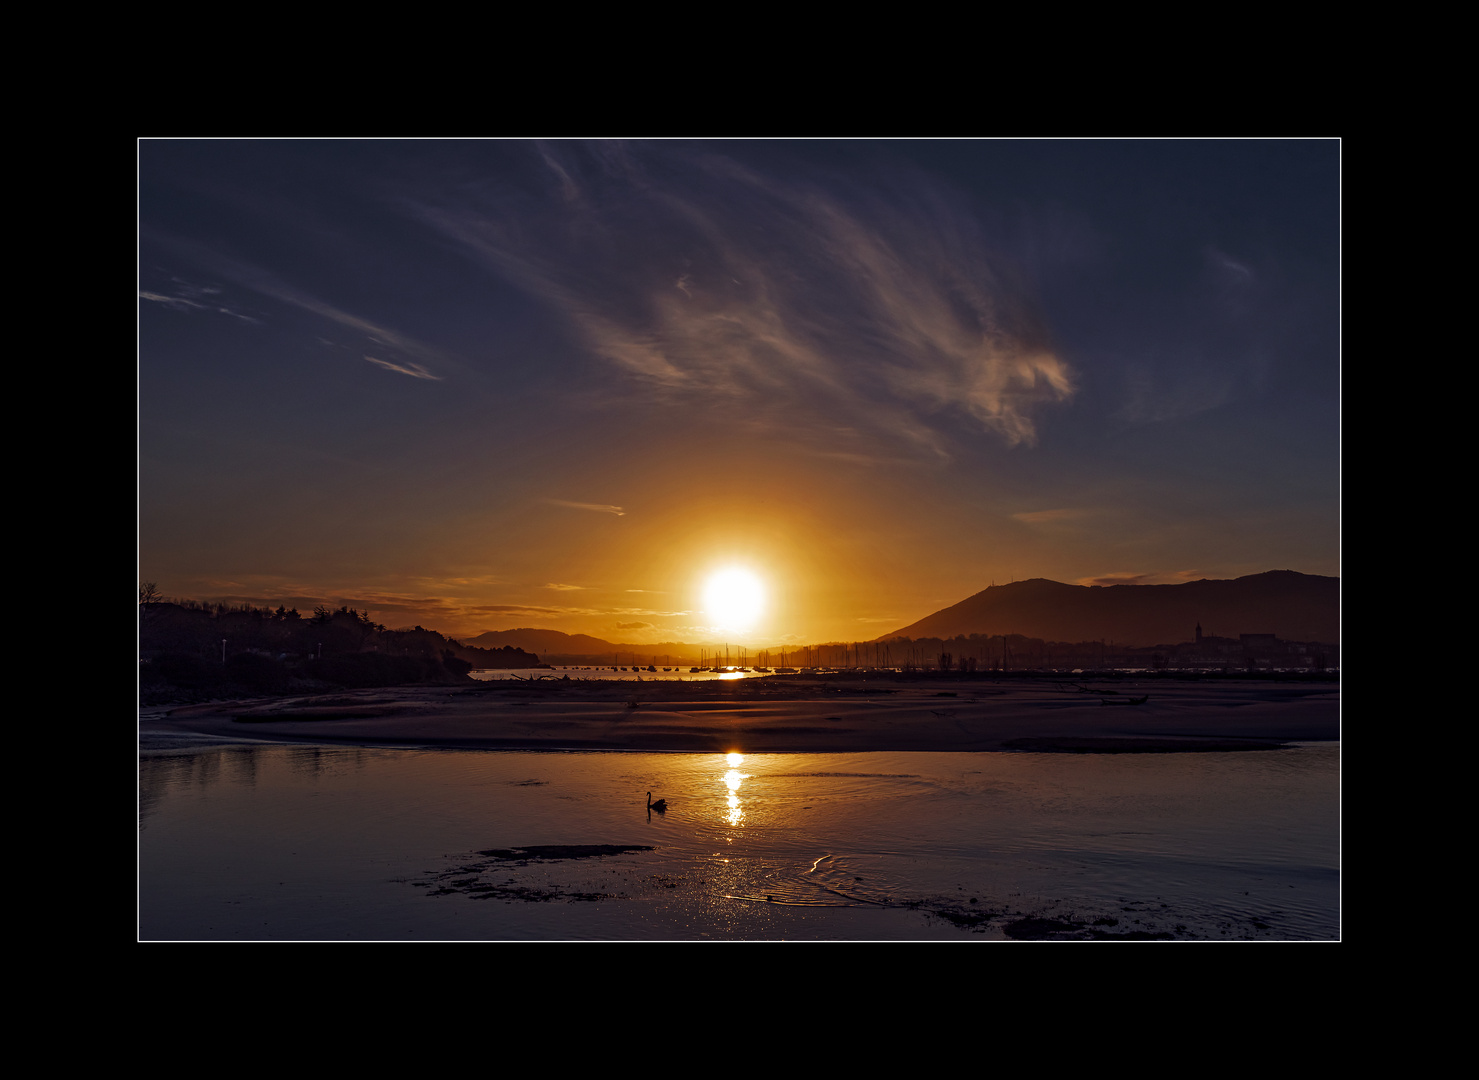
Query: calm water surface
xmin=139 ymin=744 xmax=1339 ymax=940
xmin=471 ymin=666 xmax=772 ymax=682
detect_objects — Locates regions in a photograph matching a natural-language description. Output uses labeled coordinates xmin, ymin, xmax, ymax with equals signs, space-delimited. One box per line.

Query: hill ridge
xmin=882 ymin=570 xmax=1338 ymax=647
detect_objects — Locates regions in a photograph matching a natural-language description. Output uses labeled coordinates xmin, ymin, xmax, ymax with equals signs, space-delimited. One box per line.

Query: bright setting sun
xmin=702 ymin=567 xmax=765 ymax=631
xmin=140 ymin=141 xmax=1340 ymax=943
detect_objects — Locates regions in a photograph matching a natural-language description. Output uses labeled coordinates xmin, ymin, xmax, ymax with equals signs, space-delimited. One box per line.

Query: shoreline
xmin=140 ymin=674 xmax=1339 ymax=755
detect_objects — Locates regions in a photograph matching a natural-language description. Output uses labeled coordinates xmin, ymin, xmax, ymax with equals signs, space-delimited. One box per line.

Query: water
xmin=139 ymin=744 xmax=1339 ymax=940
xmin=471 ymin=666 xmax=774 ymax=682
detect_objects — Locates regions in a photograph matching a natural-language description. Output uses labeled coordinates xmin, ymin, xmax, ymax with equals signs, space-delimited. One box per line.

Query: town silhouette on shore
xmin=140 ymin=570 xmax=1338 ymax=702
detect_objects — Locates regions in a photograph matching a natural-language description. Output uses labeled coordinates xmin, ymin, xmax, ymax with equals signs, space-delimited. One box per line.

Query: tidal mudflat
xmin=140 ymin=677 xmax=1338 ymax=941
xmin=145 ymin=674 xmax=1339 ymax=754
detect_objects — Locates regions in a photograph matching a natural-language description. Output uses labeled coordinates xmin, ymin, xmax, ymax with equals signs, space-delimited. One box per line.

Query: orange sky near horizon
xmin=141 ymin=141 xmax=1339 ymax=646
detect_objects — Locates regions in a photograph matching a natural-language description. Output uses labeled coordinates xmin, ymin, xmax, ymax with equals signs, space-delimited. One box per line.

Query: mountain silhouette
xmin=467 ymin=628 xmax=625 ymax=655
xmin=882 ymin=571 xmax=1338 ymax=647
xmin=465 ymin=628 xmax=699 ymax=659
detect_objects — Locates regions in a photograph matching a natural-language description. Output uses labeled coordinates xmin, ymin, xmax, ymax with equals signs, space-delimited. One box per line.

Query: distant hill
xmin=467 ymin=628 xmax=624 ymax=656
xmin=465 ymin=628 xmax=698 ymax=661
xmin=882 ymin=571 xmax=1339 ymax=647
xmin=138 ymin=600 xmax=538 ymax=702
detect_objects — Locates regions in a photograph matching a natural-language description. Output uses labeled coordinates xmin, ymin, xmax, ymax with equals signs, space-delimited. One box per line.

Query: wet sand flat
xmin=141 ymin=676 xmax=1339 ymax=753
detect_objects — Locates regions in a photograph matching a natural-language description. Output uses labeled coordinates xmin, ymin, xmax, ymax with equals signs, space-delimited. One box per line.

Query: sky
xmin=139 ymin=139 xmax=1340 ymax=646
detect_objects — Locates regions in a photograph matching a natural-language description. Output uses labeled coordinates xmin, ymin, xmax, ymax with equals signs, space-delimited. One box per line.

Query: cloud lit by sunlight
xmin=365 ymin=355 xmax=442 ymax=380
xmin=544 ymin=499 xmax=626 ymax=516
xmin=1077 ymin=570 xmax=1206 ymax=587
xmin=141 ymin=228 xmax=451 ymax=380
xmin=140 ymin=141 xmax=1339 ymax=648
xmin=408 ymin=145 xmax=1076 ymax=455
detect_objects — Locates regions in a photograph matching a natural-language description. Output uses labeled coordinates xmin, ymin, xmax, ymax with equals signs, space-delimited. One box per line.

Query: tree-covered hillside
xmin=139 ymin=589 xmax=541 ymax=702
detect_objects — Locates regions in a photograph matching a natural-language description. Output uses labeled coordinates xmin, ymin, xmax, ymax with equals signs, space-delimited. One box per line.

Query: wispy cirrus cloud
xmin=544 ymin=499 xmax=625 ymax=516
xmin=139 ymin=289 xmax=206 ymax=312
xmin=139 ymin=277 xmax=260 ymax=322
xmin=141 ymin=229 xmax=451 ymax=380
xmin=365 ymin=355 xmax=441 ymax=380
xmin=471 ymin=604 xmax=574 ymax=615
xmin=1077 ymin=570 xmax=1203 ymax=587
xmin=405 ymin=144 xmax=1074 ymax=455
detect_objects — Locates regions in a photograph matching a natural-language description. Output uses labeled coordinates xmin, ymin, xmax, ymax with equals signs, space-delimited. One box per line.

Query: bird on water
xmin=647 ymin=792 xmax=667 ymax=813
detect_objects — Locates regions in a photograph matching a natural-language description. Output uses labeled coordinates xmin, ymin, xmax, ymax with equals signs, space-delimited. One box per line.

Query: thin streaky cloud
xmin=1207 ymin=246 xmax=1254 ymax=281
xmin=544 ymin=499 xmax=626 ymax=516
xmin=1081 ymin=572 xmax=1156 ymax=587
xmin=405 ymin=144 xmax=1075 ymax=456
xmin=1077 ymin=570 xmax=1202 ymax=587
xmin=468 ymin=604 xmax=606 ymax=617
xmin=140 ymin=288 xmax=259 ymax=322
xmin=142 ymin=228 xmax=452 ymax=379
xmin=140 ymin=290 xmax=205 ymax=311
xmin=365 ymin=355 xmax=442 ymax=380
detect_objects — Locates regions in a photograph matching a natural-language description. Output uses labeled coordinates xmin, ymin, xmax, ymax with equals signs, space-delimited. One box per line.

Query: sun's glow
xmin=703 ymin=568 xmax=765 ymax=630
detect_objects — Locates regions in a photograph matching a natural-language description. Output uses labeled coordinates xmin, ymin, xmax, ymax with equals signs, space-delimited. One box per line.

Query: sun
xmin=703 ymin=567 xmax=766 ymax=631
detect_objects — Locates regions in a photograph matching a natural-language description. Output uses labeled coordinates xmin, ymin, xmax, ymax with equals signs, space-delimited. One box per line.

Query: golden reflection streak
xmin=720 ymin=753 xmax=749 ymax=828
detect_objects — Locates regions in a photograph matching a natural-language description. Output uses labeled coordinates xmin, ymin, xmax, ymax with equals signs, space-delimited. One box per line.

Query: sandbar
xmin=139 ymin=674 xmax=1339 ymax=753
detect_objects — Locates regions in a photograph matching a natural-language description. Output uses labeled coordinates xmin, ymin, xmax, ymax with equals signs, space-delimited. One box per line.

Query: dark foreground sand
xmin=140 ymin=674 xmax=1338 ymax=753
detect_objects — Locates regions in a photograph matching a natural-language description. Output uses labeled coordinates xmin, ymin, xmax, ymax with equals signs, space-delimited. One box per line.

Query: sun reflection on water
xmin=722 ymin=753 xmax=748 ymax=827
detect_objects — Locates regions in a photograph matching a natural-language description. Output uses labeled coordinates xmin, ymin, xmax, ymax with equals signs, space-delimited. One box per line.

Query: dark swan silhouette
xmin=647 ymin=792 xmax=667 ymax=813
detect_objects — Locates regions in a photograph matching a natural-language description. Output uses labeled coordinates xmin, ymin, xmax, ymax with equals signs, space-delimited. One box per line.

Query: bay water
xmin=139 ymin=742 xmax=1338 ymax=940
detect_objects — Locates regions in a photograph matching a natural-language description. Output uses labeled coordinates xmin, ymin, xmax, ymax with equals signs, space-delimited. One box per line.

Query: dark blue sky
xmin=139 ymin=139 xmax=1339 ymax=643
